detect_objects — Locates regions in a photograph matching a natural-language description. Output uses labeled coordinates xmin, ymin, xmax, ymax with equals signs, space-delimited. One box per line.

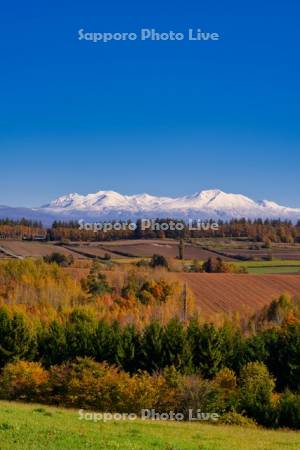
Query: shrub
xmin=0 ymin=360 xmax=48 ymax=401
xmin=46 ymin=357 xmax=129 ymax=411
xmin=219 ymin=411 xmax=257 ymax=427
xmin=212 ymin=368 xmax=239 ymax=412
xmin=83 ymin=262 xmax=113 ymax=296
xmin=189 ymin=259 xmax=203 ymax=273
xmin=157 ymin=366 xmax=184 ymax=411
xmin=277 ymin=391 xmax=300 ymax=430
xmin=178 ymin=375 xmax=220 ymax=416
xmin=202 ymin=257 xmax=247 ymax=274
xmin=239 ymin=362 xmax=276 ymax=426
xmin=122 ymin=372 xmax=166 ymax=414
xmin=213 ymin=368 xmax=237 ymax=390
xmin=44 ymin=252 xmax=74 ymax=267
xmin=150 ymin=254 xmax=169 ymax=269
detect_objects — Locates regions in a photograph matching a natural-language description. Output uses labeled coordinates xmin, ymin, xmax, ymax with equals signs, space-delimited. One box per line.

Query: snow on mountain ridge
xmin=40 ymin=189 xmax=300 ymax=222
xmin=1 ymin=189 xmax=300 ymax=224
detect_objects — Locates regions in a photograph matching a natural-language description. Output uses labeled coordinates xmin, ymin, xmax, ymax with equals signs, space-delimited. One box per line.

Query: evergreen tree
xmin=140 ymin=321 xmax=164 ymax=372
xmin=268 ymin=324 xmax=300 ymax=391
xmin=116 ymin=324 xmax=141 ymax=373
xmin=162 ymin=317 xmax=192 ymax=372
xmin=84 ymin=261 xmax=113 ymax=296
xmin=0 ymin=307 xmax=36 ymax=367
xmin=65 ymin=310 xmax=95 ymax=359
xmin=219 ymin=323 xmax=245 ymax=373
xmin=93 ymin=320 xmax=121 ymax=365
xmin=38 ymin=320 xmax=67 ymax=367
xmin=187 ymin=320 xmax=223 ymax=378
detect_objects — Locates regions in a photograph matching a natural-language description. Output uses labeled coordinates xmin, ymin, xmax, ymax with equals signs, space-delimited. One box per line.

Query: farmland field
xmin=2 ymin=239 xmax=300 ymax=318
xmin=191 ymin=238 xmax=300 ymax=261
xmin=179 ymin=273 xmax=300 ymax=316
xmin=0 ymin=239 xmax=224 ymax=261
xmin=62 ymin=268 xmax=300 ymax=317
xmin=216 ymin=247 xmax=300 ymax=261
xmin=236 ymin=260 xmax=300 ymax=274
xmin=64 ymin=244 xmax=120 ymax=259
xmin=3 ymin=238 xmax=300 ymax=266
xmin=0 ymin=401 xmax=299 ymax=450
xmin=97 ymin=238 xmax=300 ymax=265
xmin=0 ymin=241 xmax=83 ymax=259
xmin=97 ymin=239 xmax=228 ymax=260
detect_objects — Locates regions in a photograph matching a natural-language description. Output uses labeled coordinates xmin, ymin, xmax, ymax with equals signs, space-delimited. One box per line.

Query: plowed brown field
xmin=65 ymin=268 xmax=300 ymax=317
xmin=179 ymin=273 xmax=300 ymax=317
xmin=100 ymin=240 xmax=228 ymax=260
xmin=0 ymin=241 xmax=82 ymax=259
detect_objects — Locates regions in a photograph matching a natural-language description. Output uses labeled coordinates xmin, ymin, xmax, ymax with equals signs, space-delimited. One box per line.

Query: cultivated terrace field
xmin=179 ymin=273 xmax=300 ymax=317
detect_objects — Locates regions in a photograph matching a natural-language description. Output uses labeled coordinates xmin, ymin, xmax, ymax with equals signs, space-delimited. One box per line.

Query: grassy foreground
xmin=0 ymin=401 xmax=299 ymax=449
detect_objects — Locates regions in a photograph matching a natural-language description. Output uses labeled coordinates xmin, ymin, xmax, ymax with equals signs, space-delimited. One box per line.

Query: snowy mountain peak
xmin=36 ymin=189 xmax=300 ymax=222
xmin=193 ymin=188 xmax=223 ymax=198
xmin=2 ymin=189 xmax=299 ymax=225
xmin=44 ymin=193 xmax=83 ymax=208
xmin=258 ymin=200 xmax=282 ymax=209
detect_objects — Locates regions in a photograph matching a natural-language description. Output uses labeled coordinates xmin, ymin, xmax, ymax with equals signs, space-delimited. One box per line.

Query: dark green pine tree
xmin=187 ymin=320 xmax=223 ymax=378
xmin=93 ymin=320 xmax=121 ymax=365
xmin=0 ymin=307 xmax=36 ymax=367
xmin=219 ymin=322 xmax=246 ymax=373
xmin=116 ymin=324 xmax=141 ymax=373
xmin=65 ymin=309 xmax=95 ymax=359
xmin=38 ymin=320 xmax=67 ymax=367
xmin=270 ymin=324 xmax=300 ymax=392
xmin=140 ymin=321 xmax=164 ymax=372
xmin=162 ymin=317 xmax=193 ymax=373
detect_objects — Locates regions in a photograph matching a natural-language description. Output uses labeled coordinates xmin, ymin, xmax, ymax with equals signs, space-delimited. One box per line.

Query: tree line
xmin=0 ymin=306 xmax=299 ymax=393
xmin=0 ymin=309 xmax=300 ymax=428
xmin=1 ymin=218 xmax=300 ymax=243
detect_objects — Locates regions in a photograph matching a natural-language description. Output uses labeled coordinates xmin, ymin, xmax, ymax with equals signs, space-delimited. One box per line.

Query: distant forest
xmin=1 ymin=218 xmax=300 ymax=243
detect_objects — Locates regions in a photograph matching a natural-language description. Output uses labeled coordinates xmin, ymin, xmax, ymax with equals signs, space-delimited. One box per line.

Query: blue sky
xmin=1 ymin=0 xmax=299 ymax=207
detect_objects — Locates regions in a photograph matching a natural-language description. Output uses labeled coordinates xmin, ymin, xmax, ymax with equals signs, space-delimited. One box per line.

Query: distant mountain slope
xmin=1 ymin=189 xmax=300 ymax=224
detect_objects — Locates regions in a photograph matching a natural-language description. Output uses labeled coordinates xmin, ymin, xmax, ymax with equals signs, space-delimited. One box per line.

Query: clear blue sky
xmin=1 ymin=0 xmax=299 ymax=207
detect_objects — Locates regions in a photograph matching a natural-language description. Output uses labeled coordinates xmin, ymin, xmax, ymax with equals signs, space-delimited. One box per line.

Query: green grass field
xmin=236 ymin=260 xmax=300 ymax=274
xmin=0 ymin=401 xmax=299 ymax=449
xmin=110 ymin=253 xmax=300 ymax=275
xmin=183 ymin=259 xmax=300 ymax=274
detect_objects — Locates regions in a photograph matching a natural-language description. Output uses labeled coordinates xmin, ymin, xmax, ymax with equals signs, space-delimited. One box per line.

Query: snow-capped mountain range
xmin=1 ymin=189 xmax=300 ymax=224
